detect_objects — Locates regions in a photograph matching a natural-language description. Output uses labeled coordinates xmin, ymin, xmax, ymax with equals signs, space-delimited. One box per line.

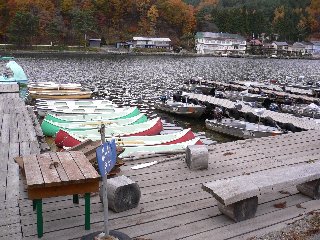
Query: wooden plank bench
xmin=202 ymin=162 xmax=320 ymax=222
xmin=18 ymin=151 xmax=100 ymax=238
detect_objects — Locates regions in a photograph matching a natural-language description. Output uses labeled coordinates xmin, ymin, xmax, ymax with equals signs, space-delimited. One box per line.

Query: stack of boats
xmin=28 ymin=82 xmax=92 ymax=99
xmin=38 ymin=99 xmax=202 ymax=158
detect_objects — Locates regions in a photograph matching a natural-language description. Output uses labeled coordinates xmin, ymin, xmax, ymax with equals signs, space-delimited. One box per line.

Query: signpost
xmin=96 ymin=124 xmax=117 ymax=238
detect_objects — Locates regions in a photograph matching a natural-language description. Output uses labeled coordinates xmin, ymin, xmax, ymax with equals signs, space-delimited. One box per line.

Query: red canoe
xmin=55 ymin=127 xmax=197 ymax=149
xmin=55 ymin=117 xmax=164 ymax=148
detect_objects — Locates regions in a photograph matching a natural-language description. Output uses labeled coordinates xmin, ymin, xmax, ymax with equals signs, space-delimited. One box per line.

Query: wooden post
xmin=100 ymin=124 xmax=110 ymax=237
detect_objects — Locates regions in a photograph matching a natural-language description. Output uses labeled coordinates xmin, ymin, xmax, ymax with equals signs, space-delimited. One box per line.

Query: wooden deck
xmin=0 ymin=84 xmax=41 ymax=239
xmin=187 ymin=92 xmax=320 ymax=131
xmin=1 ymin=83 xmax=320 ymax=240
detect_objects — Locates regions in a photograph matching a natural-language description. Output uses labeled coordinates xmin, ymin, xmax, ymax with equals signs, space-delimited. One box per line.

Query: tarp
xmin=6 ymin=61 xmax=27 ymax=82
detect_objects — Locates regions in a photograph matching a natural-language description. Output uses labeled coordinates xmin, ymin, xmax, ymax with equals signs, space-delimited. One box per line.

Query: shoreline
xmin=1 ymin=48 xmax=320 ymax=60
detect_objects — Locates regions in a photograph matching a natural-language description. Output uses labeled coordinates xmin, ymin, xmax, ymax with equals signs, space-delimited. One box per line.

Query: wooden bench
xmin=202 ymin=162 xmax=320 ymax=222
xmin=19 ymin=151 xmax=100 ymax=238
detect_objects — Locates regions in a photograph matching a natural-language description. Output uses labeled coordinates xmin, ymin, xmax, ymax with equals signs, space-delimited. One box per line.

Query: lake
xmin=15 ymin=53 xmax=320 ymax=144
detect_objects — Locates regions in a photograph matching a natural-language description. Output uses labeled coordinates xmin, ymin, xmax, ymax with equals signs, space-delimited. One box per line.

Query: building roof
xmin=89 ymin=39 xmax=101 ymax=41
xmin=249 ymin=39 xmax=263 ymax=45
xmin=133 ymin=37 xmax=171 ymax=42
xmin=273 ymin=41 xmax=288 ymax=46
xmin=195 ymin=32 xmax=245 ymax=41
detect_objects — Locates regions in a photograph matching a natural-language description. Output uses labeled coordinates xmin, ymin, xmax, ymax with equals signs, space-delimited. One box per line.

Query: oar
xmin=131 ymin=154 xmax=184 ymax=169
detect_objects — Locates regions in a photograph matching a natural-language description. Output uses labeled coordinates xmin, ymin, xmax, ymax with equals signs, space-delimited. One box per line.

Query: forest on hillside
xmin=0 ymin=0 xmax=319 ymax=48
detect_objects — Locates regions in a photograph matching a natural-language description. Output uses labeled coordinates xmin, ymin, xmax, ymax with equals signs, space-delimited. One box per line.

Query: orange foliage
xmin=307 ymin=0 xmax=320 ymax=32
xmin=197 ymin=0 xmax=218 ymax=10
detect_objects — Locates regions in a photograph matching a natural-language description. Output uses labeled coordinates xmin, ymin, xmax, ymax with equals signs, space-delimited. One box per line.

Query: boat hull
xmin=205 ymin=119 xmax=282 ymax=139
xmin=55 ymin=118 xmax=163 ymax=147
xmin=119 ymin=137 xmax=203 ymax=158
xmin=41 ymin=114 xmax=148 ymax=137
xmin=154 ymin=101 xmax=206 ymax=118
xmin=45 ymin=107 xmax=141 ymax=122
xmin=59 ymin=128 xmax=197 ymax=148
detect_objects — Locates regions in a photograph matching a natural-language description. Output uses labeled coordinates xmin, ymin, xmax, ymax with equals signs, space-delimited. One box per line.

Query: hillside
xmin=0 ymin=0 xmax=319 ymax=49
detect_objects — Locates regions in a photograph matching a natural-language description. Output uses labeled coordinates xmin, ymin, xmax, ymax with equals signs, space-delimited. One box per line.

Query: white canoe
xmin=119 ymin=137 xmax=203 ymax=158
xmin=36 ymin=104 xmax=128 ymax=117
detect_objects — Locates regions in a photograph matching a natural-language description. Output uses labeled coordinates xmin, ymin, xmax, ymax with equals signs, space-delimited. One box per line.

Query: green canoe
xmin=45 ymin=106 xmax=141 ymax=123
xmin=41 ymin=113 xmax=148 ymax=137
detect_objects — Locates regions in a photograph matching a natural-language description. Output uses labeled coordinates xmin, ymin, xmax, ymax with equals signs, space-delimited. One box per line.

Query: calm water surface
xmin=16 ymin=54 xmax=320 ymax=144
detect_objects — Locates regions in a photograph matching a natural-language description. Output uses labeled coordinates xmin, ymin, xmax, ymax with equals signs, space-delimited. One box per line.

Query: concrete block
xmin=100 ymin=175 xmax=141 ymax=213
xmin=186 ymin=145 xmax=208 ymax=170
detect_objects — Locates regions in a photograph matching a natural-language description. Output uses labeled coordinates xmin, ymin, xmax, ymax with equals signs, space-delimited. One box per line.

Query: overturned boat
xmin=205 ymin=118 xmax=283 ymax=139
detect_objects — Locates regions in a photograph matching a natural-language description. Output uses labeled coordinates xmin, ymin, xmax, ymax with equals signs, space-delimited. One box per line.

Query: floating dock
xmin=187 ymin=92 xmax=320 ymax=131
xmin=204 ymin=80 xmax=319 ymax=102
xmin=1 ymin=83 xmax=320 ymax=240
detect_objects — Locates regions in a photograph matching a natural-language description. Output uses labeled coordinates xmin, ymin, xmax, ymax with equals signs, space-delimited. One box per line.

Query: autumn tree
xmin=8 ymin=11 xmax=39 ymax=46
xmin=307 ymin=0 xmax=320 ymax=38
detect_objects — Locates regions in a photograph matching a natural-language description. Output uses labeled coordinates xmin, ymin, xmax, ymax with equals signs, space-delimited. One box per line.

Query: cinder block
xmin=186 ymin=145 xmax=208 ymax=170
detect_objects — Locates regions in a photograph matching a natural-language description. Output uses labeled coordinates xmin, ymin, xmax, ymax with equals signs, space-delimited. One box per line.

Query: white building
xmin=311 ymin=41 xmax=320 ymax=55
xmin=132 ymin=37 xmax=171 ymax=49
xmin=271 ymin=41 xmax=288 ymax=55
xmin=195 ymin=32 xmax=246 ymax=55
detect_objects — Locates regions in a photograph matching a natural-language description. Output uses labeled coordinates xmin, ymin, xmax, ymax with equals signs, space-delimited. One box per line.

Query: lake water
xmin=15 ymin=53 xmax=320 ymax=144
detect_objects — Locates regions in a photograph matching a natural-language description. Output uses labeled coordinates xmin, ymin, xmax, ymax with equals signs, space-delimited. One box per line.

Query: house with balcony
xmin=195 ymin=32 xmax=246 ymax=55
xmin=271 ymin=41 xmax=288 ymax=55
xmin=131 ymin=37 xmax=171 ymax=49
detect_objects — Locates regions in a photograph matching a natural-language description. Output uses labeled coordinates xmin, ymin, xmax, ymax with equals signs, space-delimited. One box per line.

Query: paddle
xmin=131 ymin=154 xmax=184 ymax=169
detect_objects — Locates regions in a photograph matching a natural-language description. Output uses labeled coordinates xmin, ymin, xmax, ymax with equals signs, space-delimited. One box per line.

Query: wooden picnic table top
xmin=23 ymin=151 xmax=100 ymax=191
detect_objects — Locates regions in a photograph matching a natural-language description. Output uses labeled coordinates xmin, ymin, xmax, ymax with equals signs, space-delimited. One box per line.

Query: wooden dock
xmin=187 ymin=92 xmax=320 ymax=131
xmin=205 ymin=80 xmax=319 ymax=102
xmin=1 ymin=83 xmax=320 ymax=240
xmin=0 ymin=83 xmax=41 ymax=239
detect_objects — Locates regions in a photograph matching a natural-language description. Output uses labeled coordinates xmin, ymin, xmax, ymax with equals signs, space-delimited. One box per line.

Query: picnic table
xmin=21 ymin=151 xmax=100 ymax=238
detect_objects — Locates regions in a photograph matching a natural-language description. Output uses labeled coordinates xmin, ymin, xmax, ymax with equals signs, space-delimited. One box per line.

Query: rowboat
xmin=45 ymin=107 xmax=141 ymax=122
xmin=205 ymin=118 xmax=283 ymax=139
xmin=60 ymin=128 xmax=196 ymax=148
xmin=154 ymin=100 xmax=206 ymax=118
xmin=0 ymin=56 xmax=14 ymax=61
xmin=55 ymin=117 xmax=163 ymax=147
xmin=28 ymin=82 xmax=82 ymax=91
xmin=36 ymin=103 xmax=118 ymax=117
xmin=37 ymin=105 xmax=133 ymax=117
xmin=28 ymin=90 xmax=92 ymax=99
xmin=0 ymin=60 xmax=28 ymax=84
xmin=119 ymin=137 xmax=203 ymax=158
xmin=41 ymin=113 xmax=148 ymax=137
xmin=36 ymin=99 xmax=113 ymax=107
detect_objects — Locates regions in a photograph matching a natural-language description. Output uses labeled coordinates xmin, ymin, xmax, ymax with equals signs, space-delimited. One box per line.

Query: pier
xmin=203 ymin=80 xmax=319 ymax=103
xmin=0 ymin=83 xmax=320 ymax=239
xmin=187 ymin=92 xmax=320 ymax=131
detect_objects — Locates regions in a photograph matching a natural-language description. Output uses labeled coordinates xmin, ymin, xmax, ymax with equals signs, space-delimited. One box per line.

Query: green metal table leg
xmin=36 ymin=199 xmax=43 ymax=238
xmin=73 ymin=194 xmax=79 ymax=204
xmin=33 ymin=200 xmax=36 ymax=211
xmin=84 ymin=193 xmax=90 ymax=230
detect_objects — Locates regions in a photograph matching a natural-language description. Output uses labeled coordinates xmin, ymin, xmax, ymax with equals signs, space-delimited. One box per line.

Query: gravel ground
xmin=250 ymin=211 xmax=320 ymax=240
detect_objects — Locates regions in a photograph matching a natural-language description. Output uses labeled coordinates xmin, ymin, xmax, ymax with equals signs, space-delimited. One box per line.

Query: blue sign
xmin=96 ymin=139 xmax=117 ymax=177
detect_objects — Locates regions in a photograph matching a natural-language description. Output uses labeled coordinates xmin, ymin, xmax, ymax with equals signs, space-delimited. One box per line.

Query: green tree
xmin=71 ymin=10 xmax=96 ymax=47
xmin=8 ymin=11 xmax=39 ymax=47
